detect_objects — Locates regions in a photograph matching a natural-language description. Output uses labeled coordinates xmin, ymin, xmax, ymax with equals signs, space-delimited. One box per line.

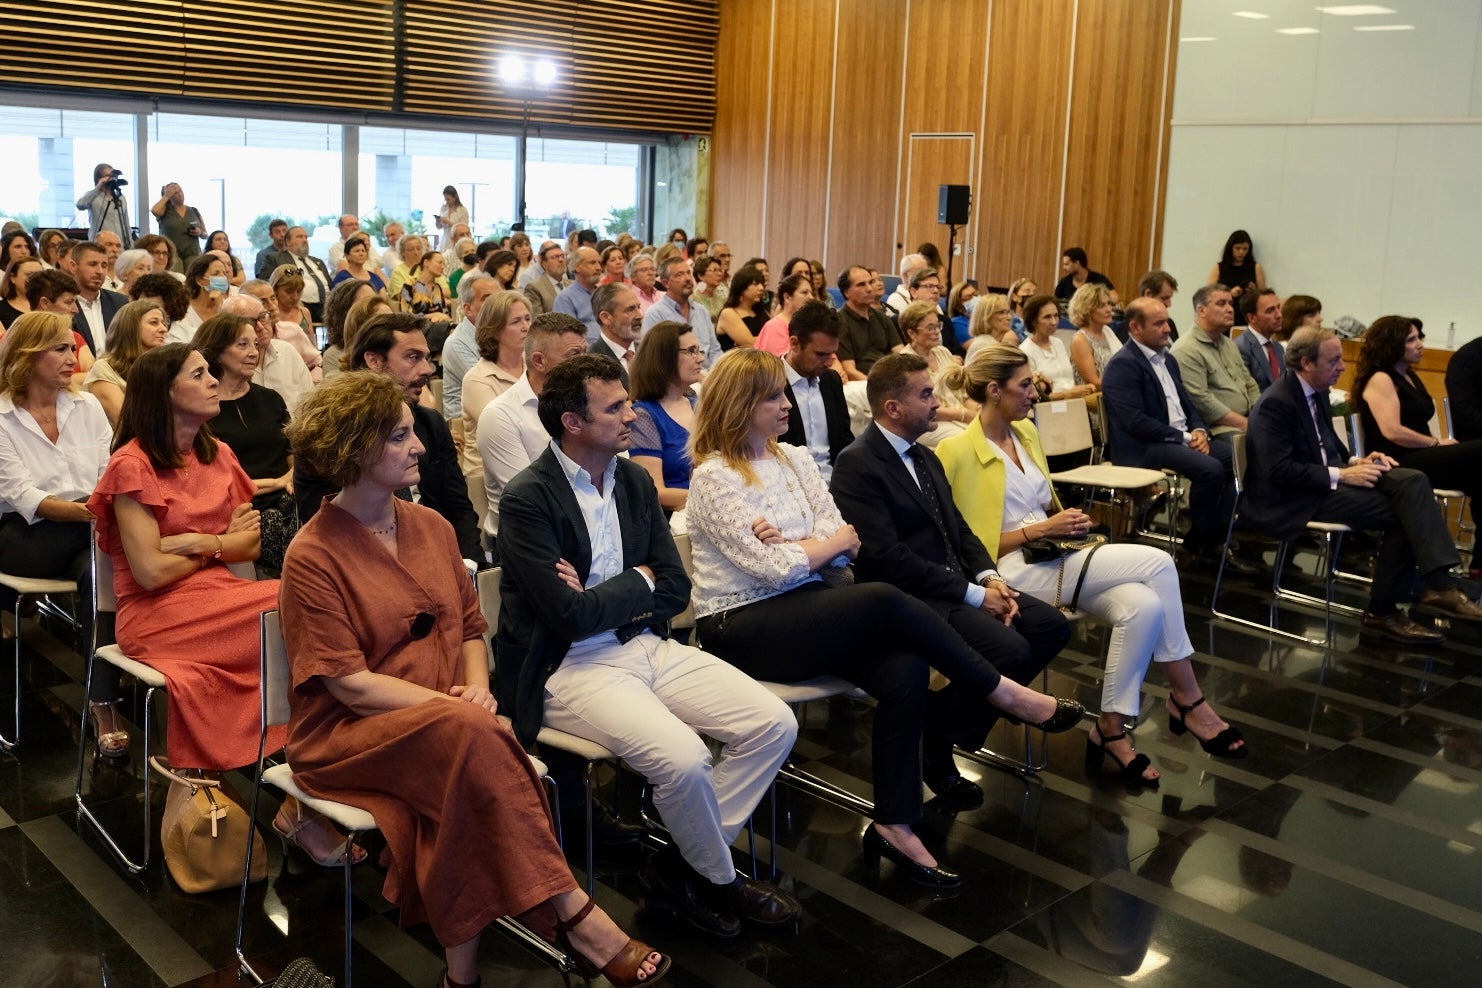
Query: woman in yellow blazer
xmin=936 ymin=345 xmax=1247 ymax=786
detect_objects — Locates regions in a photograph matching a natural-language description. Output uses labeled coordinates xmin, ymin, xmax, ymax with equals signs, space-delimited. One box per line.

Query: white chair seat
xmin=1305 ymin=521 xmax=1352 ymax=533
xmin=536 ymin=725 xmax=618 ymax=762
xmin=263 ymin=763 xmax=378 ymax=833
xmin=1048 ymin=465 xmax=1167 ymax=489
xmin=0 ymin=574 xmax=78 ymax=595
xmin=1433 ymin=488 xmax=1464 ymax=498
xmin=94 ymin=644 xmax=168 ymax=688
xmin=761 ymin=676 xmax=853 ymax=704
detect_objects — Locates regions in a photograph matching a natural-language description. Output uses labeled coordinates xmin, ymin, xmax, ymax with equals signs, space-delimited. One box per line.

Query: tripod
xmin=96 ymin=189 xmax=133 ymax=247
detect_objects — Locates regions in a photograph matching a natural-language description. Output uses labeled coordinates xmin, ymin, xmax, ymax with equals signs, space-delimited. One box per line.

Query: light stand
xmin=945 ymin=223 xmax=958 ymax=288
xmin=499 ymin=55 xmax=557 ymax=233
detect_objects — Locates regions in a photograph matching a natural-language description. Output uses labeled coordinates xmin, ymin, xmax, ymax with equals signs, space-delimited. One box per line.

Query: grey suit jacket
xmin=1234 ymin=329 xmax=1284 ymax=392
xmin=523 ymin=273 xmax=567 ymax=317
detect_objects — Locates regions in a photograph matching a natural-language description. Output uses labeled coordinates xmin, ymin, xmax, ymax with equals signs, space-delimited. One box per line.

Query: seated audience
xmin=1113 ymin=271 xmax=1180 ymax=344
xmin=1246 ymin=326 xmax=1482 ymax=643
xmin=129 ymin=272 xmax=191 ymax=326
xmin=1280 ymin=294 xmax=1322 ymax=339
xmin=629 ymin=321 xmax=703 ymax=513
xmin=894 ymin=300 xmax=959 ymax=375
xmin=446 ymin=237 xmax=477 ymax=296
xmin=964 ymin=293 xmax=1015 ymax=360
xmin=222 ymin=292 xmax=314 ymax=414
xmin=86 ymin=300 xmax=170 ymax=427
xmin=340 ymin=293 xmax=394 ymax=370
xmin=1234 ymin=288 xmax=1286 ymax=391
xmin=1354 ymin=316 xmax=1480 ymax=526
xmin=588 ymin=282 xmax=643 ymax=390
xmin=947 ymin=280 xmax=977 ymax=345
xmin=778 ymin=302 xmax=854 ymax=477
xmin=496 ymin=353 xmax=800 ymax=938
xmin=553 ymin=247 xmax=602 ymax=340
xmin=441 ymin=273 xmax=499 ymax=424
xmin=320 ymin=278 xmax=376 ymax=381
xmin=688 ymin=350 xmax=1084 ymax=887
xmin=459 ymin=290 xmax=531 ymax=493
xmin=0 ymin=313 xmax=117 ymax=746
xmin=170 ymin=252 xmax=230 ymax=344
xmin=628 ymin=253 xmax=664 ymax=317
xmin=1067 ymin=283 xmax=1122 ymax=390
xmin=279 ymin=372 xmax=669 ymax=988
xmin=22 ymin=269 xmax=96 ymax=387
xmin=716 ymin=264 xmax=767 ymax=351
xmin=933 ymin=345 xmax=1247 ymax=781
xmin=522 ymin=241 xmax=568 ymax=317
xmin=135 ymin=234 xmax=184 ymax=284
xmin=598 ymin=244 xmax=628 ymax=285
xmin=192 ymin=313 xmax=297 ymax=571
xmin=113 ymin=248 xmax=154 ymax=297
xmin=1054 ymin=247 xmax=1115 ymax=302
xmin=641 ymin=257 xmax=722 ymax=366
xmin=836 ymin=265 xmax=902 ymax=381
xmin=808 ymin=260 xmax=833 ymax=310
xmin=400 ymin=250 xmax=454 ymax=347
xmin=480 ymin=248 xmax=519 ymax=294
xmin=1007 ymin=278 xmax=1037 ymax=341
xmin=753 ymin=273 xmax=815 ymax=356
xmin=1020 ymin=294 xmax=1096 ymax=401
xmin=204 ymin=231 xmax=246 ymax=287
xmin=330 ymin=233 xmax=387 ymax=295
xmin=387 ymin=234 xmax=429 ymax=299
xmin=884 ymin=253 xmax=926 ymax=318
xmin=0 ymin=257 xmax=41 ymax=328
xmin=1445 ymin=336 xmax=1482 ymax=441
xmin=1169 ymin=284 xmax=1260 ymax=436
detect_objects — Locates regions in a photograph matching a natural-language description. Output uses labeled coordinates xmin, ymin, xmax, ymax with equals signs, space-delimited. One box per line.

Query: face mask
xmin=462 ymin=254 xmax=477 ymax=266
xmin=208 ymin=276 xmax=229 ymax=293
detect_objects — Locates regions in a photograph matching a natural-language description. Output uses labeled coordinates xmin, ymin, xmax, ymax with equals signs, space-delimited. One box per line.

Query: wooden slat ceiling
xmin=0 ymin=0 xmax=717 ymax=135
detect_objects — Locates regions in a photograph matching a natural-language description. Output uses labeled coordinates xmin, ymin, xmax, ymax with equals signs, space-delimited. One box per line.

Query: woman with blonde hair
xmin=1007 ymin=277 xmax=1037 ymax=340
xmin=459 ymin=289 xmax=531 ymax=458
xmin=0 ymin=314 xmax=114 ymax=741
xmin=686 ymin=349 xmax=1083 ymax=887
xmin=964 ymin=292 xmax=1015 ymax=359
xmin=936 ymin=343 xmax=1246 ymax=784
xmin=85 ymin=299 xmax=171 ymax=426
xmin=389 ymin=234 xmax=429 ymax=298
xmin=1067 ymin=282 xmax=1122 ymax=390
xmin=339 ymin=293 xmax=393 ymax=374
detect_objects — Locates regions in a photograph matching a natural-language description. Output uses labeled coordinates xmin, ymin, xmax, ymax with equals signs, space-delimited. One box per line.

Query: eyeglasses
xmin=253 ymin=312 xmax=273 ymax=324
xmin=678 ymin=345 xmax=703 ymax=357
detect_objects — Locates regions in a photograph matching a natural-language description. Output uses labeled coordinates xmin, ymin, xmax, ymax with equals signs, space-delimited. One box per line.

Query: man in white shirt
xmin=884 ymin=253 xmax=926 ymax=318
xmin=223 ymin=291 xmax=313 ymax=415
xmin=589 ymin=282 xmax=642 ymax=390
xmin=495 ymin=353 xmax=800 ymax=939
xmin=69 ymin=241 xmax=126 ymax=355
xmin=477 ymin=312 xmax=589 ymax=559
xmin=641 ymin=256 xmax=722 ymax=367
xmin=326 ymin=214 xmax=381 ymax=272
xmin=379 ymin=221 xmax=405 ymax=281
xmin=778 ymin=302 xmax=853 ymax=481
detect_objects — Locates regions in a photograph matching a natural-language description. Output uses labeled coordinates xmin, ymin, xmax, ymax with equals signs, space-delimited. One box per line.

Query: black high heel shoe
xmin=1085 ymin=725 xmax=1159 ymax=787
xmin=1003 ymin=696 xmax=1085 ymax=734
xmin=1168 ymin=695 xmax=1248 ymax=759
xmin=861 ymin=825 xmax=962 ymax=888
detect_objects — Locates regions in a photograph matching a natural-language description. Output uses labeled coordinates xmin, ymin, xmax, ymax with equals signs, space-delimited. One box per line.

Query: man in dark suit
xmin=831 ymin=352 xmax=1071 ymax=809
xmin=293 ymin=313 xmax=483 ymax=562
xmin=260 ymin=225 xmax=333 ymax=323
xmin=779 ymin=301 xmax=855 ymax=482
xmin=1445 ymin=336 xmax=1482 ymax=441
xmin=587 ymin=281 xmax=641 ymax=390
xmin=1102 ymin=297 xmax=1249 ymax=571
xmin=1112 ymin=270 xmax=1180 ymax=344
xmin=523 ymin=241 xmax=569 ymax=317
xmin=68 ymin=240 xmax=127 ymax=353
xmin=1245 ymin=327 xmax=1482 ymax=643
xmin=1234 ymin=288 xmax=1285 ymax=392
xmin=253 ymin=218 xmax=288 ymax=280
xmin=497 ymin=353 xmax=799 ymax=939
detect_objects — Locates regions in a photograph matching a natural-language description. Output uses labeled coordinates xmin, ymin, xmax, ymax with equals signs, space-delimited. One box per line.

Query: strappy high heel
xmin=1167 ymin=695 xmax=1248 ymax=760
xmin=89 ymin=700 xmax=131 ymax=759
xmin=271 ymin=799 xmax=369 ymax=868
xmin=1085 ymin=725 xmax=1158 ymax=787
xmin=553 ymin=896 xmax=671 ymax=986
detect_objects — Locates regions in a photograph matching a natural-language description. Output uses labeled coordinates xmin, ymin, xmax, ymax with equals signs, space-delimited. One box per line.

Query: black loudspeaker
xmin=937 ymin=184 xmax=970 ymax=225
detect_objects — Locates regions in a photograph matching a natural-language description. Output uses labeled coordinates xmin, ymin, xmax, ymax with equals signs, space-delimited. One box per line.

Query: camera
xmin=106 ymin=172 xmax=129 ymax=192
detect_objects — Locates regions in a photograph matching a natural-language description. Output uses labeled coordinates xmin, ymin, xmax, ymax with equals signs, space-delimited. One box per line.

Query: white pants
xmin=543 ymin=633 xmax=797 ymax=885
xmin=1001 ymin=543 xmax=1193 ymax=718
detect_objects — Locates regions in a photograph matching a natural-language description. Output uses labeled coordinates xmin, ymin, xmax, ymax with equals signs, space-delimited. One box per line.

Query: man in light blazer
xmin=831 ymin=352 xmax=1070 ymax=809
xmin=1234 ymin=288 xmax=1286 ymax=392
xmin=522 ymin=240 xmax=570 ymax=317
xmin=496 ymin=353 xmax=800 ymax=939
xmin=1102 ymin=297 xmax=1247 ymax=571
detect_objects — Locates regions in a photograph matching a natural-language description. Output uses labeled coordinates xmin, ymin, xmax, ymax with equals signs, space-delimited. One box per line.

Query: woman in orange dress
xmin=279 ymin=372 xmax=669 ymax=988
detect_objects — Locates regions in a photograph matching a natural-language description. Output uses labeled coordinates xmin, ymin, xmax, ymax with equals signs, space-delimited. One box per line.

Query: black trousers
xmin=1397 ymin=441 xmax=1482 ymax=525
xmin=1135 ymin=436 xmax=1234 ymax=542
xmin=698 ymin=581 xmax=1030 ymax=825
xmin=0 ymin=514 xmax=115 ymax=699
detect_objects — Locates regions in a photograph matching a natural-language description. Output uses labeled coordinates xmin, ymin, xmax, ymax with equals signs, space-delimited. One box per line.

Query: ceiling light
xmin=1315 ymin=5 xmax=1395 ymax=15
xmin=1233 ymin=11 xmax=1271 ymax=18
xmin=499 ymin=54 xmax=526 ymax=84
xmin=532 ymin=58 xmax=558 ymax=86
xmin=1180 ymin=36 xmax=1218 ymax=42
xmin=1278 ymin=27 xmax=1321 ymax=34
xmin=1354 ymin=23 xmax=1414 ymax=31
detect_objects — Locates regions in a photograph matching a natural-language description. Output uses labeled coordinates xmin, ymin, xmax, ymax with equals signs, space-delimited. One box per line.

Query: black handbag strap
xmin=1065 ymin=540 xmax=1107 ymax=613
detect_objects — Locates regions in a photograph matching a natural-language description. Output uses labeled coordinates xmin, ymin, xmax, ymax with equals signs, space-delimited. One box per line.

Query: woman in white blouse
xmin=936 ymin=344 xmax=1247 ymax=787
xmin=0 ymin=313 xmax=123 ymax=753
xmin=1019 ymin=294 xmax=1095 ymax=401
xmin=686 ymin=350 xmax=1084 ymax=888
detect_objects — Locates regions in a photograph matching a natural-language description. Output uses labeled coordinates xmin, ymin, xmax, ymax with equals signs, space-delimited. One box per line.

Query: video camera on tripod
xmin=105 ymin=172 xmax=129 ymax=195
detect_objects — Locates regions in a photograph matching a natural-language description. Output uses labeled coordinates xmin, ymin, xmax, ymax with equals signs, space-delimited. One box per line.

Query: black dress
xmin=1218 ymin=259 xmax=1258 ymax=325
xmin=1360 ymin=367 xmax=1481 ymax=523
xmin=209 ymin=382 xmax=298 ymax=567
xmin=0 ymin=299 xmax=24 ymax=329
xmin=718 ymin=309 xmax=768 ymax=351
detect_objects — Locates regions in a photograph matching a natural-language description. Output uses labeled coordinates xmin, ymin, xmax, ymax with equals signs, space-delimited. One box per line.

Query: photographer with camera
xmin=150 ymin=181 xmax=205 ymax=272
xmin=75 ymin=162 xmax=133 ymax=246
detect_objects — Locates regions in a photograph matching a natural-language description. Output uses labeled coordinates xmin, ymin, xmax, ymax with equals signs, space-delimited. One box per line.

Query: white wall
xmin=1160 ymin=0 xmax=1482 ymax=346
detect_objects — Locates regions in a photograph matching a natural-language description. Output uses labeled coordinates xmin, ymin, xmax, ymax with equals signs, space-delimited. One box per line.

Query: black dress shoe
xmin=1360 ymin=611 xmax=1444 ymax=645
xmin=565 ymin=804 xmax=647 ymax=846
xmin=705 ymin=874 xmax=801 ymax=928
xmin=925 ymin=774 xmax=984 ymax=811
xmin=1219 ymin=549 xmax=1261 ymax=577
xmin=1004 ymin=696 xmax=1085 ymax=733
xmin=860 ymin=825 xmax=961 ymax=888
xmin=642 ymin=854 xmax=742 ymax=938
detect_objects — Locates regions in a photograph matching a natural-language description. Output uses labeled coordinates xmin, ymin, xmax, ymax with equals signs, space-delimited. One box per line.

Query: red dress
xmin=88 ymin=440 xmax=286 ymax=770
xmin=278 ymin=499 xmax=572 ymax=946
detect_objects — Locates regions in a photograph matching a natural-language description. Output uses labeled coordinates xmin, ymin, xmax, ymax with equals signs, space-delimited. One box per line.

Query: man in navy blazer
xmin=1245 ymin=327 xmax=1482 ymax=642
xmin=1234 ymin=288 xmax=1285 ymax=392
xmin=496 ymin=353 xmax=800 ymax=938
xmin=831 ymin=352 xmax=1070 ymax=808
xmin=779 ymin=302 xmax=855 ymax=481
xmin=1101 ymin=297 xmax=1244 ymax=568
xmin=68 ymin=240 xmax=127 ymax=353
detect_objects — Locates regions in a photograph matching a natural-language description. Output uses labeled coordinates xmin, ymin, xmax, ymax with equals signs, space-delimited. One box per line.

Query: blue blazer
xmin=1234 ymin=329 xmax=1284 ymax=392
xmin=1244 ymin=371 xmax=1350 ymax=541
xmin=1100 ymin=341 xmax=1208 ymax=466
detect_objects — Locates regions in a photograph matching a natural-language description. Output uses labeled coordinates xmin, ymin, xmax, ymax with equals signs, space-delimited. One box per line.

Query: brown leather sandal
xmin=554 ymin=897 xmax=671 ymax=986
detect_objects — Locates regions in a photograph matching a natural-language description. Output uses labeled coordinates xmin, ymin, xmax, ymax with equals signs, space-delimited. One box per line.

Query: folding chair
xmin=1035 ymin=398 xmax=1169 ymax=540
xmin=1441 ymin=397 xmax=1475 ymax=555
xmin=0 ymin=571 xmax=79 ymax=749
xmin=1087 ymin=397 xmax=1185 ymax=551
xmin=236 ymin=610 xmax=572 ymax=986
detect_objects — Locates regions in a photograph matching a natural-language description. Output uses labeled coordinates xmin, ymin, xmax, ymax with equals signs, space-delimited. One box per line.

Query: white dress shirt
xmin=477 ymin=373 xmax=547 ymax=538
xmin=783 ymin=359 xmax=832 ymax=482
xmin=550 ymin=439 xmax=628 ymax=649
xmin=75 ymin=294 xmax=107 ymax=351
xmin=1132 ymin=338 xmax=1190 ymax=438
xmin=253 ymin=339 xmax=313 ymax=417
xmin=0 ymin=391 xmax=112 ymax=522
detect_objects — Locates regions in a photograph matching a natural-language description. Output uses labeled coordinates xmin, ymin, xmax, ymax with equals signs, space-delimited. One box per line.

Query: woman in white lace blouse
xmin=686 ymin=350 xmax=1084 ymax=889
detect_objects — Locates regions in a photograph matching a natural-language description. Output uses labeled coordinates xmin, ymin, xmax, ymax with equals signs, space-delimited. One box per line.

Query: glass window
xmin=0 ymin=106 xmax=136 ymax=233
xmin=358 ymin=126 xmax=517 ymax=248
xmin=525 ymin=138 xmax=641 ymax=241
xmin=146 ymin=113 xmax=344 ymax=268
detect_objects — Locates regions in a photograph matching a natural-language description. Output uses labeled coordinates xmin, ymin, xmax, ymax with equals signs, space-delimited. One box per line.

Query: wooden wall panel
xmin=760 ymin=0 xmax=838 ymax=264
xmin=824 ymin=0 xmax=908 ymax=278
xmin=901 ymin=136 xmax=974 ymax=280
xmin=710 ymin=0 xmax=773 ymax=260
xmin=976 ymin=0 xmax=1076 ymax=291
xmin=1061 ymin=0 xmax=1176 ymax=301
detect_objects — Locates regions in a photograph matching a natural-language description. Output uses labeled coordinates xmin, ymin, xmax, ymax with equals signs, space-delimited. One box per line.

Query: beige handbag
xmin=152 ymin=757 xmax=267 ymax=893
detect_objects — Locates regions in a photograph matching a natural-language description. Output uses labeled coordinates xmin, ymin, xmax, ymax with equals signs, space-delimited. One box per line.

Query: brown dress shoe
xmin=1414 ymin=587 xmax=1482 ymax=622
xmin=1360 ymin=611 xmax=1444 ymax=645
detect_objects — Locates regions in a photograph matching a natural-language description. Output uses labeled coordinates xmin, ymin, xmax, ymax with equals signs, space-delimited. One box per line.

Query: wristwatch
xmin=979 ymin=571 xmax=1005 ymax=587
xmin=212 ymin=535 xmax=223 ymax=560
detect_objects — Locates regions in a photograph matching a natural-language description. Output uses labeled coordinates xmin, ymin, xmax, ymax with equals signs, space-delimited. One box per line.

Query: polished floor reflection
xmin=2 ymin=546 xmax=1480 ymax=987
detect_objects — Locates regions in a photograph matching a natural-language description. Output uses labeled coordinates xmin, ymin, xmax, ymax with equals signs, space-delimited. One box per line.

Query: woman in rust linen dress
xmin=279 ymin=372 xmax=668 ymax=988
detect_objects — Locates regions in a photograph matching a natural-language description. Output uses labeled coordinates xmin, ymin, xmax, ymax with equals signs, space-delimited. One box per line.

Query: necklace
xmin=368 ymin=517 xmax=397 ymax=537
